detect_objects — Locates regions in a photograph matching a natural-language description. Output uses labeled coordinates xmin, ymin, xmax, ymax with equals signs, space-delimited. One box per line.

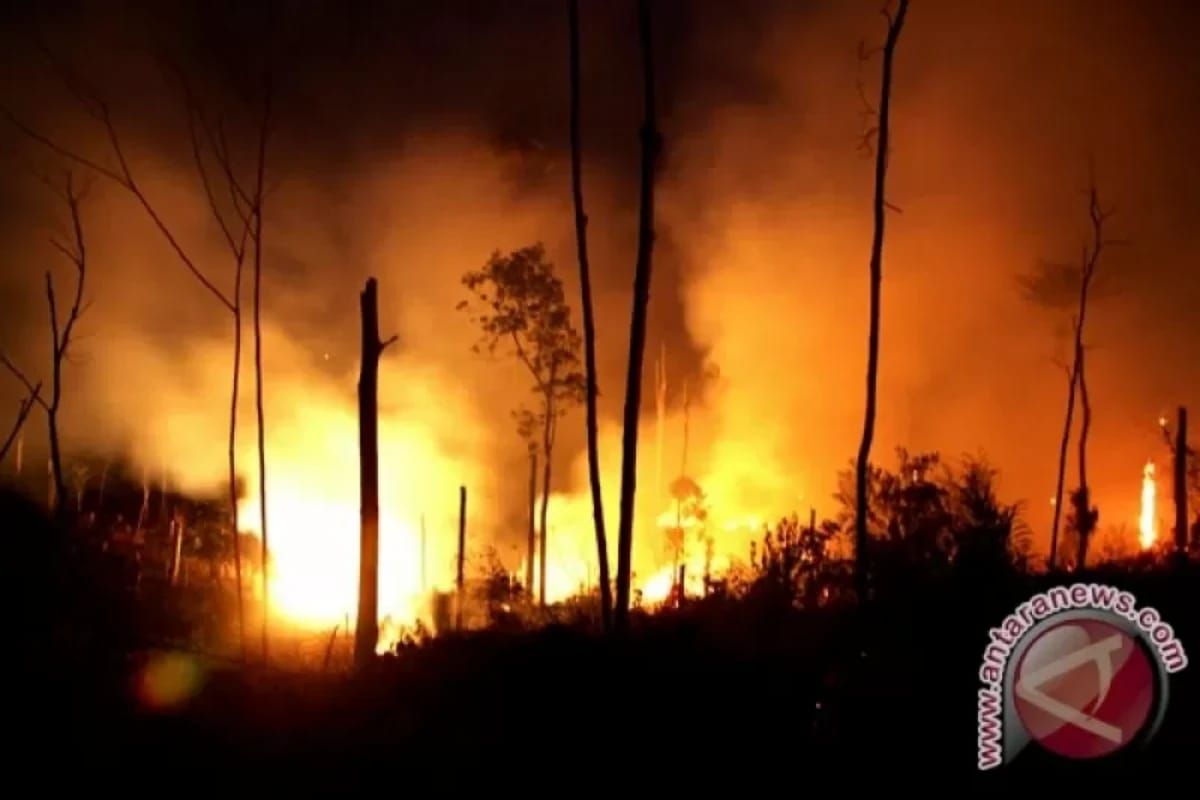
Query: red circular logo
xmin=1013 ymin=617 xmax=1155 ymax=759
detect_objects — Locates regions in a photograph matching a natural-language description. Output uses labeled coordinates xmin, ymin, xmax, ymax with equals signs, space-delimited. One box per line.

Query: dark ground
xmin=5 ymin=487 xmax=1198 ymax=789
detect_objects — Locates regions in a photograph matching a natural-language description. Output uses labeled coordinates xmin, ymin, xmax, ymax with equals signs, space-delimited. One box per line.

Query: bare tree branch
xmin=0 ymin=384 xmax=41 ymax=463
xmin=187 ymin=105 xmax=240 ymax=256
xmin=0 ymin=354 xmax=48 ymax=411
xmin=1 ymin=55 xmax=236 ymax=311
xmin=53 ymin=173 xmax=87 ymax=363
xmin=0 ymin=106 xmax=126 ymax=184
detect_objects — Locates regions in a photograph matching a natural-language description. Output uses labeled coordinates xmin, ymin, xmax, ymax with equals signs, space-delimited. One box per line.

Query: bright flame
xmin=224 ymin=358 xmax=799 ymax=651
xmin=230 ymin=359 xmax=485 ymax=653
xmin=1139 ymin=459 xmax=1157 ymax=550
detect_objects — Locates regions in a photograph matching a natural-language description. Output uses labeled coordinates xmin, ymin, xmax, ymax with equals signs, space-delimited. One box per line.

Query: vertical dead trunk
xmin=1049 ymin=362 xmax=1077 ymax=568
xmin=654 ymin=345 xmax=666 ymax=497
xmin=46 ymin=375 xmax=64 ymax=518
xmin=46 ymin=458 xmax=55 ymax=515
xmin=1073 ymin=346 xmax=1096 ymax=569
xmin=457 ymin=484 xmax=467 ymax=629
xmin=538 ymin=404 xmax=554 ymax=607
xmin=853 ymin=0 xmax=909 ymax=603
xmin=527 ymin=450 xmax=537 ymax=599
xmin=252 ymin=82 xmax=272 ymax=662
xmin=44 ymin=178 xmax=87 ymax=523
xmin=170 ymin=512 xmax=185 ymax=586
xmin=614 ymin=0 xmax=660 ymax=632
xmin=1054 ymin=184 xmax=1107 ymax=569
xmin=1175 ymin=407 xmax=1188 ymax=558
xmin=355 ymin=277 xmax=387 ymax=668
xmin=45 ymin=271 xmax=65 ymax=519
xmin=228 ymin=295 xmax=247 ymax=660
xmin=568 ymin=0 xmax=612 ymax=630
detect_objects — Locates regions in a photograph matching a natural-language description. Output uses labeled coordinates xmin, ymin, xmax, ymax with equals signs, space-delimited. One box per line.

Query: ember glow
xmin=1140 ymin=460 xmax=1157 ymax=550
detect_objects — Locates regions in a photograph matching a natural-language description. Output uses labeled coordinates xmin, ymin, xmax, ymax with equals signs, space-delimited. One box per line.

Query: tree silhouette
xmin=1 ymin=172 xmax=88 ymax=521
xmin=852 ymin=0 xmax=909 ymax=604
xmin=614 ymin=0 xmax=660 ymax=633
xmin=459 ymin=244 xmax=585 ymax=606
xmin=355 ymin=278 xmax=397 ymax=667
xmin=837 ymin=448 xmax=1029 ymax=580
xmin=1020 ymin=177 xmax=1116 ymax=569
xmin=567 ymin=0 xmax=612 ymax=630
xmin=747 ymin=514 xmax=847 ymax=610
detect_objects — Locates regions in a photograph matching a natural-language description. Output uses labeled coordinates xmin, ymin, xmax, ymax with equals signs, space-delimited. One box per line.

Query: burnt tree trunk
xmin=853 ymin=0 xmax=909 ymax=604
xmin=43 ymin=179 xmax=87 ymax=523
xmin=538 ymin=404 xmax=554 ymax=607
xmin=614 ymin=0 xmax=660 ymax=633
xmin=355 ymin=278 xmax=392 ymax=667
xmin=568 ymin=0 xmax=612 ymax=631
xmin=1073 ymin=347 xmax=1096 ymax=569
xmin=1175 ymin=407 xmax=1188 ymax=559
xmin=1052 ymin=182 xmax=1107 ymax=569
xmin=228 ymin=272 xmax=247 ymax=661
xmin=1049 ymin=361 xmax=1078 ymax=569
xmin=252 ymin=82 xmax=272 ymax=663
xmin=457 ymin=484 xmax=467 ymax=629
xmin=527 ymin=450 xmax=537 ymax=599
xmin=170 ymin=512 xmax=185 ymax=586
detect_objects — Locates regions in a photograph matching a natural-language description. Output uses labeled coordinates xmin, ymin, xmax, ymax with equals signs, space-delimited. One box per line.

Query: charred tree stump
xmin=355 ymin=278 xmax=395 ymax=669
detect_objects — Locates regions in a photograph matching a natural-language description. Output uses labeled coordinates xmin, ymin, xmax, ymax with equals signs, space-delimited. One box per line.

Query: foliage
xmin=835 ymin=448 xmax=1030 ymax=577
xmin=663 ymin=475 xmax=708 ymax=565
xmin=458 ymin=243 xmax=585 ymax=446
xmin=948 ymin=456 xmax=1033 ymax=572
xmin=744 ymin=514 xmax=850 ymax=609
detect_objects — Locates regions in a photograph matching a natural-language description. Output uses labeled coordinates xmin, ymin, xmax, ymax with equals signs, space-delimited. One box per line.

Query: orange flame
xmin=1139 ymin=459 xmax=1157 ymax=550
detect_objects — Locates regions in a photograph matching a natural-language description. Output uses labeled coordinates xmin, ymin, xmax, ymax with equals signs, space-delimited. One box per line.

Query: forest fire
xmin=6 ymin=0 xmax=1200 ymax=781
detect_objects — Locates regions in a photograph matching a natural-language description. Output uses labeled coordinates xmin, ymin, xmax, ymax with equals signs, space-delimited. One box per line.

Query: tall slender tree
xmin=568 ymin=0 xmax=612 ymax=630
xmin=613 ymin=0 xmax=660 ymax=632
xmin=252 ymin=72 xmax=273 ymax=661
xmin=853 ymin=0 xmax=909 ymax=604
xmin=355 ymin=277 xmax=396 ymax=668
xmin=1022 ymin=179 xmax=1114 ymax=569
xmin=42 ymin=175 xmax=88 ymax=521
xmin=459 ymin=244 xmax=585 ymax=608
